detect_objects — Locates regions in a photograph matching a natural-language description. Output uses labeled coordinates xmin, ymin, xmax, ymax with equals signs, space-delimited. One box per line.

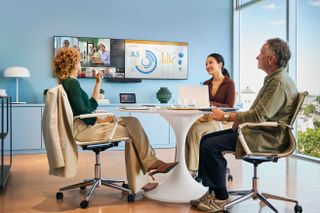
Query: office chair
xmin=43 ymin=86 xmax=134 ymax=209
xmin=222 ymin=92 xmax=307 ymax=213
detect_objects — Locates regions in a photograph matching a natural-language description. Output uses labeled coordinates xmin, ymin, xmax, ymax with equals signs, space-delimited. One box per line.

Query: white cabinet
xmin=10 ymin=105 xmax=42 ymax=150
xmin=10 ymin=104 xmax=175 ymax=153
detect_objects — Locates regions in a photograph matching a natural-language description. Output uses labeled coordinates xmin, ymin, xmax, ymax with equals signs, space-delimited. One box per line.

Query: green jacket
xmin=235 ymin=68 xmax=298 ymax=158
xmin=61 ymin=77 xmax=98 ymax=126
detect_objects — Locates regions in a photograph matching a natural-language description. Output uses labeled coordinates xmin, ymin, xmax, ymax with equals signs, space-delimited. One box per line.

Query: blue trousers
xmin=198 ymin=128 xmax=238 ymax=199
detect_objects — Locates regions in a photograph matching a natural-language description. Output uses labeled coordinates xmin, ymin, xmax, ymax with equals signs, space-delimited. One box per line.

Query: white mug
xmin=0 ymin=89 xmax=6 ymax=96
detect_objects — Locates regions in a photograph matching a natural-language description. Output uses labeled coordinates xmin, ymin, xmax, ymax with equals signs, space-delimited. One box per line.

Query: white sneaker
xmin=190 ymin=191 xmax=214 ymax=207
xmin=197 ymin=197 xmax=229 ymax=212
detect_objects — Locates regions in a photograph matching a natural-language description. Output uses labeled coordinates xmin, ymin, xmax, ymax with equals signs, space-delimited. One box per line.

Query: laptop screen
xmin=178 ymin=85 xmax=210 ymax=109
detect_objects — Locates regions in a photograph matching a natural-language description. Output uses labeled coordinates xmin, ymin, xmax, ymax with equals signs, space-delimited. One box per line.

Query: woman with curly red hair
xmin=52 ymin=47 xmax=178 ymax=193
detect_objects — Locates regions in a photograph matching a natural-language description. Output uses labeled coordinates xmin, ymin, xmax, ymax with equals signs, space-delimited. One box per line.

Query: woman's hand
xmin=92 ymin=71 xmax=103 ymax=101
xmin=95 ymin=71 xmax=103 ymax=84
xmin=96 ymin=115 xmax=115 ymax=124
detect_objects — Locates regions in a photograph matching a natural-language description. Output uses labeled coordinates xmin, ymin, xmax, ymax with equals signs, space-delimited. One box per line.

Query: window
xmin=296 ymin=0 xmax=320 ymax=159
xmin=236 ymin=0 xmax=287 ymax=110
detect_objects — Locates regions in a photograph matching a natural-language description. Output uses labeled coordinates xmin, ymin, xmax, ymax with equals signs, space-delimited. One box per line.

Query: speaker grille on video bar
xmin=106 ymin=78 xmax=142 ymax=83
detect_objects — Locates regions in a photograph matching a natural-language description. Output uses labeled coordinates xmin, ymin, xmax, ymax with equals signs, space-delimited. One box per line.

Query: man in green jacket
xmin=191 ymin=38 xmax=298 ymax=212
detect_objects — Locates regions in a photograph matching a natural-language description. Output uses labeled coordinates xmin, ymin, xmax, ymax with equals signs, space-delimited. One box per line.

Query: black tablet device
xmin=120 ymin=93 xmax=136 ymax=104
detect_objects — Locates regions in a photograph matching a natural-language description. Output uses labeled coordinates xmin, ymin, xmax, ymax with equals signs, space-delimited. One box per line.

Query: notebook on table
xmin=198 ymin=107 xmax=239 ymax=112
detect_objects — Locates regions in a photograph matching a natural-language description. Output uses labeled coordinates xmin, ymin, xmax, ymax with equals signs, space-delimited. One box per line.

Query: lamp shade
xmin=241 ymin=86 xmax=255 ymax=94
xmin=4 ymin=67 xmax=30 ymax=78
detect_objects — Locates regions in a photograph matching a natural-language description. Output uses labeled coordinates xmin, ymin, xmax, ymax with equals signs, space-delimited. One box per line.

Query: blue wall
xmin=0 ymin=0 xmax=232 ymax=103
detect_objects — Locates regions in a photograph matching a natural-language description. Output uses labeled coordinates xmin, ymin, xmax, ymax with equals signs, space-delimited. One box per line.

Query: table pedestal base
xmin=144 ymin=111 xmax=208 ymax=203
xmin=144 ymin=163 xmax=207 ymax=203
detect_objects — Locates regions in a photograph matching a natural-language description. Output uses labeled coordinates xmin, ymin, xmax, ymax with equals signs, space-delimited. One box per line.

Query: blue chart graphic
xmin=135 ymin=50 xmax=157 ymax=74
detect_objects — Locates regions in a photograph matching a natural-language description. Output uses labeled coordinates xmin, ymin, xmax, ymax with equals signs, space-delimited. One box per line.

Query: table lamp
xmin=240 ymin=86 xmax=255 ymax=110
xmin=4 ymin=67 xmax=30 ymax=103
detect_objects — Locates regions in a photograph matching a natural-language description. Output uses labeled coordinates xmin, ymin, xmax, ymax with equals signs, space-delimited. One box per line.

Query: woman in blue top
xmin=52 ymin=48 xmax=178 ymax=193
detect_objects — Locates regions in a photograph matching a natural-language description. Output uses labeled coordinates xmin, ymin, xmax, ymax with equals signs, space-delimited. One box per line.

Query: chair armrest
xmin=238 ymin=121 xmax=278 ymax=129
xmin=238 ymin=121 xmax=279 ymax=156
xmin=74 ymin=112 xmax=119 ymax=141
xmin=75 ymin=112 xmax=114 ymax=119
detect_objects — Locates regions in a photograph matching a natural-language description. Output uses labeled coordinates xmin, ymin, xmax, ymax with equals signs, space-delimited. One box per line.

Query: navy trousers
xmin=198 ymin=128 xmax=238 ymax=199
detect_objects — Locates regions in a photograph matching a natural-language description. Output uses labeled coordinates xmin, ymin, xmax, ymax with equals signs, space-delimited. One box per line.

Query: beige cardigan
xmin=42 ymin=85 xmax=78 ymax=178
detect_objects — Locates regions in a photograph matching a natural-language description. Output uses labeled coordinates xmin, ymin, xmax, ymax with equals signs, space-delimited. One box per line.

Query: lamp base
xmin=12 ymin=101 xmax=27 ymax=104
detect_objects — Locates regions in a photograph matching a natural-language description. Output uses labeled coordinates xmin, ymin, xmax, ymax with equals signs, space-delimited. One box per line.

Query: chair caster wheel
xmin=294 ymin=204 xmax=303 ymax=213
xmin=56 ymin=192 xmax=63 ymax=200
xmin=227 ymin=174 xmax=233 ymax=181
xmin=80 ymin=200 xmax=89 ymax=208
xmin=128 ymin=194 xmax=135 ymax=202
xmin=80 ymin=186 xmax=86 ymax=190
xmin=122 ymin=183 xmax=129 ymax=189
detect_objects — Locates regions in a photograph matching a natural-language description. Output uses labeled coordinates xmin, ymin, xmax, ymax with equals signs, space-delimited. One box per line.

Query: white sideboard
xmin=6 ymin=103 xmax=176 ymax=154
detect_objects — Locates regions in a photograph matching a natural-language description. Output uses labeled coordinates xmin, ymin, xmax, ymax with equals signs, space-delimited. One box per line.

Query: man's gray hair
xmin=266 ymin=38 xmax=291 ymax=68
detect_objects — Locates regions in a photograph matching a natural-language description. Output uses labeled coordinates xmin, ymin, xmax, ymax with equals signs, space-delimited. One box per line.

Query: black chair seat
xmin=242 ymin=155 xmax=277 ymax=165
xmin=82 ymin=142 xmax=118 ymax=152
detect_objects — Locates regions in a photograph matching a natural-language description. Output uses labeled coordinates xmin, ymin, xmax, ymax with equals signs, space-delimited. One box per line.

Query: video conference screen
xmin=53 ymin=36 xmax=125 ymax=79
xmin=53 ymin=36 xmax=188 ymax=80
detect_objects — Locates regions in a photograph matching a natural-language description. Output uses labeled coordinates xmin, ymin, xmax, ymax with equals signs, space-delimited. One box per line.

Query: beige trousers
xmin=73 ymin=117 xmax=158 ymax=193
xmin=185 ymin=115 xmax=232 ymax=171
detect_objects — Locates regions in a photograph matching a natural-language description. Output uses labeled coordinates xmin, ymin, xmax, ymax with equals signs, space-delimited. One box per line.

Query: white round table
xmin=120 ymin=108 xmax=214 ymax=203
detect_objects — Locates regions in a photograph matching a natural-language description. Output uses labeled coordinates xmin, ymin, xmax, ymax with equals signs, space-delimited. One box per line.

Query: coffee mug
xmin=0 ymin=89 xmax=7 ymax=96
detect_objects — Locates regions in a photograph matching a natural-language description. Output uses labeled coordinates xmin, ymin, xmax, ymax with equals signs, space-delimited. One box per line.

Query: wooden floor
xmin=0 ymin=148 xmax=319 ymax=213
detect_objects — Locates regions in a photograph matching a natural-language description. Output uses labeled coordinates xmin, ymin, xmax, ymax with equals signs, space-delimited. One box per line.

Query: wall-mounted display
xmin=125 ymin=40 xmax=188 ymax=79
xmin=53 ymin=36 xmax=125 ymax=79
xmin=53 ymin=36 xmax=188 ymax=81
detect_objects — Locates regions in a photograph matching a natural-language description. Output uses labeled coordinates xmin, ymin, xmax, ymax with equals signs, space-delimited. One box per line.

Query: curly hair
xmin=52 ymin=47 xmax=80 ymax=82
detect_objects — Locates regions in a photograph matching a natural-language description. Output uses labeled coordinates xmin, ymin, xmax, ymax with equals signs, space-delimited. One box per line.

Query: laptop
xmin=177 ymin=85 xmax=210 ymax=109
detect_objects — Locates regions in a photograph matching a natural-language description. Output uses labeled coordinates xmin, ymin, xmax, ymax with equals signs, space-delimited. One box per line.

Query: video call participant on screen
xmin=98 ymin=43 xmax=110 ymax=66
xmin=63 ymin=40 xmax=70 ymax=48
xmin=104 ymin=67 xmax=113 ymax=78
xmin=52 ymin=48 xmax=178 ymax=193
xmin=90 ymin=46 xmax=101 ymax=64
xmin=186 ymin=53 xmax=235 ymax=177
xmin=191 ymin=38 xmax=297 ymax=212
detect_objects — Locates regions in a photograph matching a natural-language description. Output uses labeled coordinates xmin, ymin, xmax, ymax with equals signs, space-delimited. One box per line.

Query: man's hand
xmin=232 ymin=121 xmax=239 ymax=132
xmin=211 ymin=108 xmax=225 ymax=121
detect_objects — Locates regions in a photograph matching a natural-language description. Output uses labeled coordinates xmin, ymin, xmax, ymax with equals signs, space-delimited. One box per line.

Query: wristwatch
xmin=224 ymin=113 xmax=230 ymax=122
